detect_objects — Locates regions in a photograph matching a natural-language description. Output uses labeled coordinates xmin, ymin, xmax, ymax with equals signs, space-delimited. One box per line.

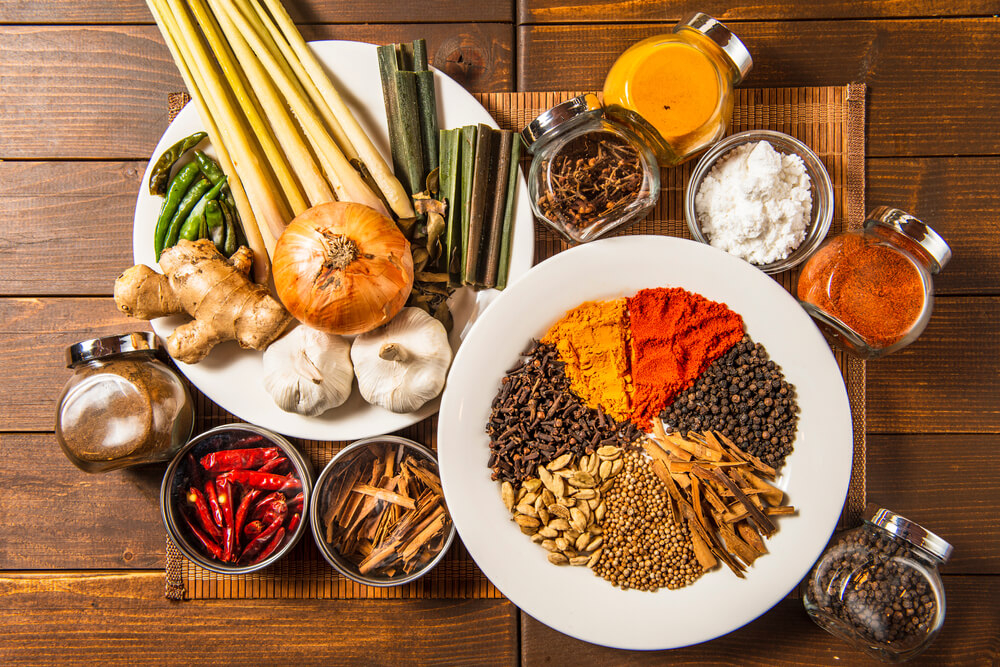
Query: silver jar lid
xmin=675 ymin=12 xmax=753 ymax=82
xmin=867 ymin=505 xmax=953 ymax=563
xmin=520 ymin=93 xmax=603 ymax=149
xmin=865 ymin=206 xmax=952 ymax=274
xmin=66 ymin=332 xmax=159 ymax=368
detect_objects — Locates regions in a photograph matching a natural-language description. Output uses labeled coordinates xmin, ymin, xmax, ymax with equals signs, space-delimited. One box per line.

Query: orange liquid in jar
xmin=628 ymin=43 xmax=721 ymax=142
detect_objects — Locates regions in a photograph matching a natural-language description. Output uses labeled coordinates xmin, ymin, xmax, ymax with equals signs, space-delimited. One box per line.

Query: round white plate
xmin=133 ymin=40 xmax=534 ymax=441
xmin=437 ymin=235 xmax=852 ymax=650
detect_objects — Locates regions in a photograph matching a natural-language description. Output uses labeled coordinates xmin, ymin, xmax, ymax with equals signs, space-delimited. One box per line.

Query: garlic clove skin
xmin=262 ymin=325 xmax=354 ymax=416
xmin=351 ymin=307 xmax=453 ymax=413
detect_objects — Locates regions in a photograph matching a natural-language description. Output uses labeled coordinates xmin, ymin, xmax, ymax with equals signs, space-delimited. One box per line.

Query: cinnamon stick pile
xmin=321 ymin=443 xmax=451 ymax=578
xmin=644 ymin=425 xmax=796 ymax=578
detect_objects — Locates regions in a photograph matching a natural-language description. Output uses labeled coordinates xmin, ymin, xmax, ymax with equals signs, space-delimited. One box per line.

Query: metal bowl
xmin=160 ymin=423 xmax=313 ymax=575
xmin=684 ymin=129 xmax=834 ymax=274
xmin=310 ymin=435 xmax=455 ymax=587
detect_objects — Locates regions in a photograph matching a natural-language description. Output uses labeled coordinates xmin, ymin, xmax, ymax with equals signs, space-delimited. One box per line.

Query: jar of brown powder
xmin=56 ymin=333 xmax=194 ymax=472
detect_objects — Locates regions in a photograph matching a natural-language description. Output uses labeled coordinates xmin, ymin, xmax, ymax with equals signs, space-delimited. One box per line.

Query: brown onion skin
xmin=272 ymin=202 xmax=414 ymax=335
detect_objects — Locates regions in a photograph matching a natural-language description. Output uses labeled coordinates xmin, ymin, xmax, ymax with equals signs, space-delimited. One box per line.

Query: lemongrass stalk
xmin=255 ymin=0 xmax=415 ymax=219
xmin=215 ymin=0 xmax=391 ymax=218
xmin=156 ymin=0 xmax=289 ymax=248
xmin=207 ymin=0 xmax=334 ymax=207
xmin=146 ymin=0 xmax=272 ymax=282
xmin=186 ymin=0 xmax=308 ymax=216
xmin=235 ymin=0 xmax=359 ymax=162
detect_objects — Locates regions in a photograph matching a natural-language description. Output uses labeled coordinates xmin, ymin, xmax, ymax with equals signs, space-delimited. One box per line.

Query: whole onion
xmin=272 ymin=202 xmax=414 ymax=335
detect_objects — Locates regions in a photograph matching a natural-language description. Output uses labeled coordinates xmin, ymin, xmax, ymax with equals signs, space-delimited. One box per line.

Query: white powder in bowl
xmin=694 ymin=140 xmax=813 ymax=265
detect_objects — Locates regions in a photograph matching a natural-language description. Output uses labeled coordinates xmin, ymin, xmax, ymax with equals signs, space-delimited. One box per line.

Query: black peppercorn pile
xmin=807 ymin=527 xmax=938 ymax=647
xmin=486 ymin=341 xmax=640 ymax=484
xmin=660 ymin=335 xmax=799 ymax=469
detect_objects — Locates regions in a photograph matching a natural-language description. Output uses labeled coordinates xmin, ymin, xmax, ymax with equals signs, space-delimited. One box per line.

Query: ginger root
xmin=115 ymin=239 xmax=292 ymax=364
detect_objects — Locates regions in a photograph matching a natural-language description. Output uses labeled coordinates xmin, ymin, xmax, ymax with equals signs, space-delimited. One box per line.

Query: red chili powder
xmin=627 ymin=287 xmax=745 ymax=428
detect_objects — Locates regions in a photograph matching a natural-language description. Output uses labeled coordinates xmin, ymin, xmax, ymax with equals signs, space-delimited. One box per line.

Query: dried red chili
xmin=797 ymin=233 xmax=925 ymax=348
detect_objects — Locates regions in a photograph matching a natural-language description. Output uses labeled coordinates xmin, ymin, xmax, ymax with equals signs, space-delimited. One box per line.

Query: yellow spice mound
xmin=542 ymin=298 xmax=631 ymax=421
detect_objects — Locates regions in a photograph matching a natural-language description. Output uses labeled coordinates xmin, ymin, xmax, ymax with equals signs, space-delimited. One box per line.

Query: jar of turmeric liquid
xmin=603 ymin=12 xmax=753 ymax=167
xmin=796 ymin=208 xmax=952 ymax=359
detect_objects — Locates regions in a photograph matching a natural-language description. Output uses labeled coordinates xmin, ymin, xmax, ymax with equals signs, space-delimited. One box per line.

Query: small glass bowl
xmin=161 ymin=423 xmax=313 ymax=575
xmin=310 ymin=435 xmax=455 ymax=587
xmin=684 ymin=129 xmax=834 ymax=274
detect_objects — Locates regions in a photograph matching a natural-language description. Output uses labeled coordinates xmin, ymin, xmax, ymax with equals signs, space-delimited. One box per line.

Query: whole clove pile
xmin=486 ymin=340 xmax=640 ymax=484
xmin=320 ymin=442 xmax=451 ymax=578
xmin=536 ymin=130 xmax=645 ymax=229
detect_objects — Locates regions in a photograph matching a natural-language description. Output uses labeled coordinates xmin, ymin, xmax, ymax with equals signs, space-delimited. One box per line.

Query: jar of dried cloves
xmin=521 ymin=94 xmax=660 ymax=243
xmin=56 ymin=333 xmax=194 ymax=472
xmin=803 ymin=506 xmax=952 ymax=662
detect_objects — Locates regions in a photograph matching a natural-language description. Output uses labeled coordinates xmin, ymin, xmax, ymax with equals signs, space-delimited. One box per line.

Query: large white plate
xmin=133 ymin=40 xmax=533 ymax=441
xmin=438 ymin=235 xmax=852 ymax=650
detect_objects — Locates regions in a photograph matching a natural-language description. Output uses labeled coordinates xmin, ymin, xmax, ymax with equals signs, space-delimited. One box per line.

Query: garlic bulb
xmin=262 ymin=325 xmax=353 ymax=416
xmin=351 ymin=307 xmax=452 ymax=413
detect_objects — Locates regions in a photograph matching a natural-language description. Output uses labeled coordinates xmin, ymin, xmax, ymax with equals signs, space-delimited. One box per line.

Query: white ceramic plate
xmin=437 ymin=235 xmax=852 ymax=650
xmin=133 ymin=40 xmax=534 ymax=441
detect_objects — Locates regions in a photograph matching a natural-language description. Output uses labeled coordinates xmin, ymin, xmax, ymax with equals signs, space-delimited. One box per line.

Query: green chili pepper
xmin=193 ymin=150 xmax=226 ymax=186
xmin=206 ymin=200 xmax=224 ymax=249
xmin=162 ymin=176 xmax=212 ymax=255
xmin=154 ymin=161 xmax=201 ymax=259
xmin=221 ymin=200 xmax=238 ymax=257
xmin=148 ymin=132 xmax=207 ymax=196
xmin=177 ymin=176 xmax=229 ymax=245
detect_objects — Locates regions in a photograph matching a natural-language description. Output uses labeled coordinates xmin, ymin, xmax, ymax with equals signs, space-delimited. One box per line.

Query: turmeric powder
xmin=542 ymin=299 xmax=632 ymax=421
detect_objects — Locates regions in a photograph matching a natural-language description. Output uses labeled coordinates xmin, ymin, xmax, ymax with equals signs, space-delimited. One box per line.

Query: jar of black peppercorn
xmin=803 ymin=506 xmax=952 ymax=662
xmin=521 ymin=94 xmax=660 ymax=243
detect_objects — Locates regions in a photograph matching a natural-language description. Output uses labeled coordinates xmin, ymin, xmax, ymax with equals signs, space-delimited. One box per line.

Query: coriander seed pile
xmin=592 ymin=449 xmax=702 ymax=591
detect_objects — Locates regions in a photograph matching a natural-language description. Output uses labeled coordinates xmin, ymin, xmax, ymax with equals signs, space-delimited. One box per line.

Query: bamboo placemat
xmin=164 ymin=84 xmax=867 ymax=600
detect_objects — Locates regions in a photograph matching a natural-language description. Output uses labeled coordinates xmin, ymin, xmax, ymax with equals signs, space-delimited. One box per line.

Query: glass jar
xmin=796 ymin=207 xmax=952 ymax=359
xmin=56 ymin=333 xmax=194 ymax=472
xmin=521 ymin=94 xmax=659 ymax=243
xmin=603 ymin=12 xmax=753 ymax=167
xmin=803 ymin=507 xmax=952 ymax=662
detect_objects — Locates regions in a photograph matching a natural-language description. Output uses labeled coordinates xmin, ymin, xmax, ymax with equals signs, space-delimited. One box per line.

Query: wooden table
xmin=2 ymin=1 xmax=998 ymax=664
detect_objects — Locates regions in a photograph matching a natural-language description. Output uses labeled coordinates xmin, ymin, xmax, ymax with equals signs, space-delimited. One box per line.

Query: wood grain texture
xmin=0 ymin=0 xmax=512 ymax=24
xmin=0 ymin=162 xmax=143 ymax=296
xmin=0 ymin=434 xmax=165 ymax=570
xmin=520 ymin=576 xmax=999 ymax=664
xmin=867 ymin=157 xmax=1000 ymax=296
xmin=866 ymin=297 xmax=1000 ymax=434
xmin=518 ymin=0 xmax=999 ymax=23
xmin=518 ymin=19 xmax=1000 ymax=157
xmin=867 ymin=433 xmax=999 ymax=575
xmin=0 ymin=572 xmax=517 ymax=665
xmin=0 ymin=24 xmax=512 ymax=160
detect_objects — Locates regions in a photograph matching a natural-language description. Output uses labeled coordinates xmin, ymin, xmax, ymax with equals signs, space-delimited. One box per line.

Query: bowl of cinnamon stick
xmin=310 ymin=436 xmax=455 ymax=586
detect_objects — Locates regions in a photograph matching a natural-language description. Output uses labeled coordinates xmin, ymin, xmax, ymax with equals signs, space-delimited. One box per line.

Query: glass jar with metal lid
xmin=803 ymin=506 xmax=952 ymax=662
xmin=603 ymin=12 xmax=753 ymax=167
xmin=796 ymin=207 xmax=952 ymax=358
xmin=56 ymin=332 xmax=194 ymax=472
xmin=521 ymin=93 xmax=660 ymax=243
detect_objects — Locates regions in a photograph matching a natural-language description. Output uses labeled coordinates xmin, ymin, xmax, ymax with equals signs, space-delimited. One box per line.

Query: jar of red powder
xmin=796 ymin=207 xmax=951 ymax=358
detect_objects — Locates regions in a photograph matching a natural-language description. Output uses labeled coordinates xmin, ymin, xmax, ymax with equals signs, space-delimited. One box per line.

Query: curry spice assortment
xmin=51 ymin=2 xmax=955 ymax=659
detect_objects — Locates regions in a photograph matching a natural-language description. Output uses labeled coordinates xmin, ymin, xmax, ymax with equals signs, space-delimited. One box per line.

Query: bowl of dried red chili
xmin=161 ymin=423 xmax=313 ymax=575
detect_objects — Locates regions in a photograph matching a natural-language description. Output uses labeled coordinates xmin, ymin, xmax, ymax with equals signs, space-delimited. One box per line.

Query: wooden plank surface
xmin=4 ymin=158 xmax=995 ymax=297
xmin=0 ymin=23 xmax=513 ymax=160
xmin=519 ymin=0 xmax=1000 ymax=23
xmin=0 ymin=572 xmax=518 ymax=665
xmin=518 ymin=19 xmax=1000 ymax=157
xmin=0 ymin=434 xmax=166 ymax=570
xmin=520 ymin=576 xmax=1000 ymax=665
xmin=0 ymin=0 xmax=513 ymax=24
